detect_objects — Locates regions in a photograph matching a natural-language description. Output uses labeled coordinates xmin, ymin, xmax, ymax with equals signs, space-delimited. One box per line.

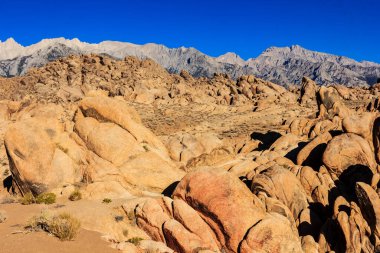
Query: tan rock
xmin=172 ymin=199 xmax=219 ymax=251
xmin=240 ymin=214 xmax=303 ymax=253
xmin=251 ymin=165 xmax=309 ymax=219
xmin=173 ymin=168 xmax=265 ymax=253
xmin=322 ymin=133 xmax=377 ymax=177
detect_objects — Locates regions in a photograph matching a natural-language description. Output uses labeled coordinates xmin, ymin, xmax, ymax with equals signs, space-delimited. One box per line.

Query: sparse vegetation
xmin=20 ymin=192 xmax=36 ymax=205
xmin=127 ymin=237 xmax=144 ymax=246
xmin=122 ymin=229 xmax=129 ymax=237
xmin=35 ymin=192 xmax=56 ymax=204
xmin=20 ymin=192 xmax=56 ymax=205
xmin=102 ymin=198 xmax=112 ymax=204
xmin=68 ymin=189 xmax=82 ymax=201
xmin=26 ymin=212 xmax=81 ymax=241
xmin=0 ymin=210 xmax=7 ymax=223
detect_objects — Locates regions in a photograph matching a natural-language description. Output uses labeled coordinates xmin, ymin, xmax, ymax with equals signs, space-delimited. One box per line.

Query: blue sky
xmin=1 ymin=0 xmax=379 ymax=62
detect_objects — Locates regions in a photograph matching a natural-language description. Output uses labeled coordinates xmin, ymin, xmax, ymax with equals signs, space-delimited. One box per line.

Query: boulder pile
xmin=0 ymin=54 xmax=380 ymax=253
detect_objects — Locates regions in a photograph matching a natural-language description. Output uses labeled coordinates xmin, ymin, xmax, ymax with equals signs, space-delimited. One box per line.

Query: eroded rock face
xmin=173 ymin=168 xmax=266 ymax=252
xmin=240 ymin=214 xmax=303 ymax=253
xmin=322 ymin=133 xmax=377 ymax=177
xmin=299 ymin=77 xmax=318 ymax=107
xmin=252 ymin=165 xmax=308 ymax=219
xmin=4 ymin=106 xmax=82 ymax=195
xmin=4 ymin=95 xmax=185 ymax=197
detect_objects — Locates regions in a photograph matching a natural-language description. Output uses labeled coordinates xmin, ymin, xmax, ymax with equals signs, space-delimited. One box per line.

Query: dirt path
xmin=0 ymin=203 xmax=118 ymax=253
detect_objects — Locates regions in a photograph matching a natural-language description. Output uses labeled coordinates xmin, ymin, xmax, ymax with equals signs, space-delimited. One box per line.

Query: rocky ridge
xmin=1 ymin=38 xmax=380 ymax=87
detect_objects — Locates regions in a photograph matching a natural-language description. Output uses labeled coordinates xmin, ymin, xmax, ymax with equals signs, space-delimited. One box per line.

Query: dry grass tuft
xmin=26 ymin=211 xmax=81 ymax=241
xmin=68 ymin=189 xmax=82 ymax=201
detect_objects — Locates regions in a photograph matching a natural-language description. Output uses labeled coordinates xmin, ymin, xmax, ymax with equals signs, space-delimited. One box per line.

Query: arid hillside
xmin=1 ymin=54 xmax=380 ymax=253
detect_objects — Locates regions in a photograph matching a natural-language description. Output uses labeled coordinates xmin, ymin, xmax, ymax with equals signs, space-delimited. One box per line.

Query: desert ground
xmin=1 ymin=54 xmax=380 ymax=252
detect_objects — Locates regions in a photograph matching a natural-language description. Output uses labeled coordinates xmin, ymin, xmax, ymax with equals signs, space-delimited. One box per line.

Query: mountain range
xmin=0 ymin=37 xmax=379 ymax=87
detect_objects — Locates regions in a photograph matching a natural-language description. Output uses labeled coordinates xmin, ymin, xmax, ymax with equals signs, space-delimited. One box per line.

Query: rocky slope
xmin=1 ymin=55 xmax=380 ymax=252
xmin=1 ymin=38 xmax=379 ymax=87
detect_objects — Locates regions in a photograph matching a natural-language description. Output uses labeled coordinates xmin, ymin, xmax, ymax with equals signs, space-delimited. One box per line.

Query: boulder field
xmin=1 ymin=54 xmax=380 ymax=253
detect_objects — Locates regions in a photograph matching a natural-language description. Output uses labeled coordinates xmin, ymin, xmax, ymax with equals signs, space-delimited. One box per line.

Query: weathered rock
xmin=322 ymin=133 xmax=377 ymax=178
xmin=299 ymin=77 xmax=318 ymax=107
xmin=297 ymin=132 xmax=332 ymax=168
xmin=172 ymin=199 xmax=219 ymax=251
xmin=173 ymin=168 xmax=265 ymax=253
xmin=4 ymin=113 xmax=81 ymax=195
xmin=356 ymin=182 xmax=380 ymax=239
xmin=342 ymin=112 xmax=378 ymax=146
xmin=239 ymin=214 xmax=303 ymax=253
xmin=251 ymin=165 xmax=309 ymax=219
xmin=135 ymin=197 xmax=173 ymax=242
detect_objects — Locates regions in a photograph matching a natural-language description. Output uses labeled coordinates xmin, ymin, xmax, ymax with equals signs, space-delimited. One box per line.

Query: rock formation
xmin=0 ymin=54 xmax=380 ymax=253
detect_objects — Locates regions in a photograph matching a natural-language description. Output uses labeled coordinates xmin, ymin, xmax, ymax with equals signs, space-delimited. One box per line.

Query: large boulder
xmin=75 ymin=95 xmax=185 ymax=195
xmin=240 ymin=214 xmax=303 ymax=253
xmin=322 ymin=133 xmax=377 ymax=178
xmin=342 ymin=112 xmax=378 ymax=146
xmin=251 ymin=165 xmax=309 ymax=219
xmin=172 ymin=168 xmax=266 ymax=253
xmin=318 ymin=86 xmax=351 ymax=118
xmin=355 ymin=182 xmax=380 ymax=240
xmin=299 ymin=77 xmax=318 ymax=107
xmin=4 ymin=105 xmax=82 ymax=195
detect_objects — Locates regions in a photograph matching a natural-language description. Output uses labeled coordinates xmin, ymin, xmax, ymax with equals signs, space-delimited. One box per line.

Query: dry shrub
xmin=68 ymin=189 xmax=82 ymax=201
xmin=49 ymin=213 xmax=81 ymax=241
xmin=26 ymin=211 xmax=81 ymax=241
xmin=20 ymin=193 xmax=35 ymax=205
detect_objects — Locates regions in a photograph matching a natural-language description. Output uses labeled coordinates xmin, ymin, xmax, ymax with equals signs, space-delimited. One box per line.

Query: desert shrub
xmin=26 ymin=212 xmax=81 ymax=241
xmin=102 ymin=198 xmax=112 ymax=204
xmin=20 ymin=193 xmax=36 ymax=205
xmin=49 ymin=213 xmax=81 ymax=241
xmin=35 ymin=193 xmax=56 ymax=204
xmin=0 ymin=210 xmax=7 ymax=223
xmin=20 ymin=192 xmax=56 ymax=205
xmin=68 ymin=189 xmax=82 ymax=201
xmin=127 ymin=237 xmax=144 ymax=246
xmin=122 ymin=229 xmax=129 ymax=237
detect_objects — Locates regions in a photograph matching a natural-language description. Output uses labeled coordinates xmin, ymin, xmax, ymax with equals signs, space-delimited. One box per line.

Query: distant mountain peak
xmin=215 ymin=52 xmax=245 ymax=66
xmin=0 ymin=37 xmax=379 ymax=86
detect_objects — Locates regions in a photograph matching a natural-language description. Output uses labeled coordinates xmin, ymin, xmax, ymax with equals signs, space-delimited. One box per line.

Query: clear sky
xmin=1 ymin=0 xmax=379 ymax=62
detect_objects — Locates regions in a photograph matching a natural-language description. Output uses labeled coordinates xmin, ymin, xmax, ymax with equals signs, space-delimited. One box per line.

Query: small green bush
xmin=20 ymin=192 xmax=56 ymax=205
xmin=102 ymin=198 xmax=112 ymax=204
xmin=127 ymin=237 xmax=144 ymax=246
xmin=68 ymin=189 xmax=82 ymax=201
xmin=35 ymin=193 xmax=56 ymax=205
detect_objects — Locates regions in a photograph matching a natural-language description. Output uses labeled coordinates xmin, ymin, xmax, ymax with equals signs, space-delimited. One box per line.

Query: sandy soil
xmin=0 ymin=203 xmax=118 ymax=253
